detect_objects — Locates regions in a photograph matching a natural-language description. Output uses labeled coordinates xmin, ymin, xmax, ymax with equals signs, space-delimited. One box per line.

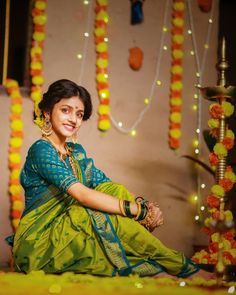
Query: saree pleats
xmin=13 ymin=182 xmax=199 ymax=277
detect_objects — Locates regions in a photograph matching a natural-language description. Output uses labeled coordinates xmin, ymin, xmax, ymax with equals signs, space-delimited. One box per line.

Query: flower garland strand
xmin=168 ymin=0 xmax=185 ymax=150
xmin=94 ymin=0 xmax=111 ymax=132
xmin=192 ymin=101 xmax=236 ymax=265
xmin=5 ymin=79 xmax=24 ymax=231
xmin=30 ymin=0 xmax=47 ymax=128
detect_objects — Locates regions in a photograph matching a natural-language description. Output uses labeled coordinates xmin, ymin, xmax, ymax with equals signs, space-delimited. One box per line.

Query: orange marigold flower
xmin=201 ymin=226 xmax=214 ymax=236
xmin=209 ymin=152 xmax=219 ymax=166
xmin=219 ymin=178 xmax=234 ymax=192
xmin=212 ymin=210 xmax=221 ymax=220
xmin=207 ymin=195 xmax=220 ymax=208
xmin=222 ymin=137 xmax=234 ymax=150
xmin=223 ymin=231 xmax=235 ymax=241
xmin=209 ymin=103 xmax=223 ymax=119
xmin=209 ymin=242 xmax=219 ymax=253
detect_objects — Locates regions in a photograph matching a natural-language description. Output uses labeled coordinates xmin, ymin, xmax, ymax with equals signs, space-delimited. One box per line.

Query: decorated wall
xmin=0 ymin=0 xmax=219 ymax=269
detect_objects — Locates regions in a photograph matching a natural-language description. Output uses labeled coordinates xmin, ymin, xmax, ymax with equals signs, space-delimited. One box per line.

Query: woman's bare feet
xmin=189 ymin=269 xmax=215 ymax=280
xmin=154 ymin=272 xmax=177 ymax=280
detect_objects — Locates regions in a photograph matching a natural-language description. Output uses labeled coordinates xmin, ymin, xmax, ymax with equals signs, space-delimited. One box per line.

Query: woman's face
xmin=49 ymin=96 xmax=85 ymax=141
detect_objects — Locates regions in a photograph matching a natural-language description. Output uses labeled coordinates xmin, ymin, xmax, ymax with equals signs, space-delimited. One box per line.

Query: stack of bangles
xmin=119 ymin=197 xmax=148 ymax=221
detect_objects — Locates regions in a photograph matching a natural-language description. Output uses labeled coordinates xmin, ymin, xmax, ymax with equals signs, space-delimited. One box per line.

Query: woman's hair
xmin=38 ymin=79 xmax=92 ymax=120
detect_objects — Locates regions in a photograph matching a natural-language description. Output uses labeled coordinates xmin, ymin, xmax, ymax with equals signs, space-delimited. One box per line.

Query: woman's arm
xmin=68 ymin=182 xmax=139 ymax=216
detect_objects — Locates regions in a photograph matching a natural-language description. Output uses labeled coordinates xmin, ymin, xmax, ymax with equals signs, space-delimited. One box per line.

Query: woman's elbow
xmin=67 ymin=182 xmax=88 ymax=204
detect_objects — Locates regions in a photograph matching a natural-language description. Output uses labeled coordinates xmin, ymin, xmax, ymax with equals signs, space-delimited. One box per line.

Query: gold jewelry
xmin=41 ymin=116 xmax=52 ymax=136
xmin=119 ymin=200 xmax=126 ymax=217
xmin=134 ymin=201 xmax=141 ymax=221
xmin=71 ymin=132 xmax=78 ymax=144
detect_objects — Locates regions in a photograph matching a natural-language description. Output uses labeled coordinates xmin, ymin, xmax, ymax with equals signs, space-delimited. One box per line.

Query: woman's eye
xmin=61 ymin=108 xmax=69 ymax=113
xmin=77 ymin=112 xmax=84 ymax=119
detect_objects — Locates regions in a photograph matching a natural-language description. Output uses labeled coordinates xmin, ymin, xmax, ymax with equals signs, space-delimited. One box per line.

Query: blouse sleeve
xmin=27 ymin=140 xmax=80 ymax=192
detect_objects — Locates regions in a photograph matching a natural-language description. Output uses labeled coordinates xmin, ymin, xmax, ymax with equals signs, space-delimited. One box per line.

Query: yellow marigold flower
xmin=96 ymin=73 xmax=108 ymax=83
xmin=98 ymin=105 xmax=110 ymax=115
xmin=30 ymin=61 xmax=42 ymax=70
xmin=226 ymin=129 xmax=235 ymax=139
xmin=96 ymin=42 xmax=108 ymax=53
xmin=5 ymin=79 xmax=18 ymax=87
xmin=12 ymin=200 xmax=24 ymax=210
xmin=96 ymin=11 xmax=109 ymax=22
xmin=31 ymin=90 xmax=42 ymax=102
xmin=173 ymin=17 xmax=184 ymax=27
xmin=98 ymin=119 xmax=110 ymax=131
xmin=171 ymin=65 xmax=183 ymax=75
xmin=12 ymin=218 xmax=20 ymax=229
xmin=33 ymin=14 xmax=47 ymax=25
xmin=173 ymin=2 xmax=185 ymax=11
xmin=172 ymin=49 xmax=184 ymax=59
xmin=208 ymin=118 xmax=219 ymax=129
xmin=35 ymin=0 xmax=47 ymax=10
xmin=169 ymin=129 xmax=181 ymax=139
xmin=9 ymin=184 xmax=22 ymax=195
xmin=170 ymin=98 xmax=182 ymax=106
xmin=224 ymin=210 xmax=233 ymax=222
xmin=204 ymin=217 xmax=214 ymax=227
xmin=222 ymin=101 xmax=234 ymax=117
xmin=98 ymin=89 xmax=110 ymax=99
xmin=11 ymin=120 xmax=23 ymax=131
xmin=96 ymin=58 xmax=108 ymax=68
xmin=32 ymin=75 xmax=44 ymax=86
xmin=173 ymin=34 xmax=184 ymax=44
xmin=229 ymin=249 xmax=236 ymax=257
xmin=9 ymin=137 xmax=23 ymax=148
xmin=9 ymin=153 xmax=21 ymax=164
xmin=94 ymin=27 xmax=105 ymax=37
xmin=223 ymin=239 xmax=232 ymax=251
xmin=97 ymin=0 xmax=108 ymax=5
xmin=10 ymin=90 xmax=21 ymax=99
xmin=11 ymin=104 xmax=23 ymax=114
xmin=33 ymin=32 xmax=45 ymax=42
xmin=213 ymin=142 xmax=227 ymax=158
xmin=170 ymin=112 xmax=181 ymax=123
xmin=211 ymin=184 xmax=225 ymax=197
xmin=170 ymin=81 xmax=183 ymax=91
xmin=31 ymin=46 xmax=42 ymax=56
xmin=211 ymin=232 xmax=220 ymax=242
xmin=225 ymin=171 xmax=236 ymax=182
xmin=10 ymin=169 xmax=20 ymax=179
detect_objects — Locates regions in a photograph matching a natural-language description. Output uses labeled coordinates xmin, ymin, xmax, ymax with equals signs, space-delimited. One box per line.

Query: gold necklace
xmin=42 ymin=136 xmax=78 ymax=177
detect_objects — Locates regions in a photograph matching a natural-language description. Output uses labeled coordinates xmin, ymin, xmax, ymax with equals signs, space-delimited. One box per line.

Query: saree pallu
xmin=12 ymin=182 xmax=199 ymax=277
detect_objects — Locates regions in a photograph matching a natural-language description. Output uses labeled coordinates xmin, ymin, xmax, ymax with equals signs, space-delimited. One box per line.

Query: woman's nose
xmin=69 ymin=112 xmax=77 ymax=123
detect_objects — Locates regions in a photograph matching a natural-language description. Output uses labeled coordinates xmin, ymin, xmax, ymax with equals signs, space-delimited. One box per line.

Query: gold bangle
xmin=119 ymin=199 xmax=126 ymax=217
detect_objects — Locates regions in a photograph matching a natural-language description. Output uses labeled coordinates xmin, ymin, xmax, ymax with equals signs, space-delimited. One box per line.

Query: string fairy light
xmin=186 ymin=0 xmax=216 ymax=221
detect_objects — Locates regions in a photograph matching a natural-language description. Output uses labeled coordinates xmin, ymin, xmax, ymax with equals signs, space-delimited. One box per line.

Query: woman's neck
xmin=43 ymin=135 xmax=68 ymax=157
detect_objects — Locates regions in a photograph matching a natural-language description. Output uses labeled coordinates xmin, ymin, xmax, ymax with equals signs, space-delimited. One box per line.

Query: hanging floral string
xmin=168 ymin=0 xmax=185 ymax=150
xmin=5 ymin=79 xmax=24 ymax=231
xmin=94 ymin=0 xmax=111 ymax=132
xmin=192 ymin=101 xmax=236 ymax=265
xmin=30 ymin=0 xmax=47 ymax=128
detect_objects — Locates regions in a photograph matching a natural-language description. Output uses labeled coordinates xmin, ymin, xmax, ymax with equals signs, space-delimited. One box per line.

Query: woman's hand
xmin=139 ymin=202 xmax=164 ymax=232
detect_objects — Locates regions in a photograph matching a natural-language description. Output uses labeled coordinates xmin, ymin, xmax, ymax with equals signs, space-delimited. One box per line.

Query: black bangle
xmin=137 ymin=202 xmax=147 ymax=221
xmin=123 ymin=200 xmax=133 ymax=218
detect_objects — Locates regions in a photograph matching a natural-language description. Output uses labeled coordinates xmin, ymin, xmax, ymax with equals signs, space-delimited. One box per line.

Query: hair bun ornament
xmin=128 ymin=47 xmax=144 ymax=71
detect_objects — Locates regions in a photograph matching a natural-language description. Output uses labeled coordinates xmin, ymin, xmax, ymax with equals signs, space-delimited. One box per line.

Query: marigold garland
xmin=5 ymin=79 xmax=24 ymax=231
xmin=168 ymin=0 xmax=185 ymax=150
xmin=30 ymin=0 xmax=47 ymax=128
xmin=192 ymin=101 xmax=236 ymax=265
xmin=94 ymin=0 xmax=111 ymax=132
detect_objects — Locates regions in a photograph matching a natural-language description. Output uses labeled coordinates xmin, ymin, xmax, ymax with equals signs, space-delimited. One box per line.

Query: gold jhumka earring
xmin=41 ymin=116 xmax=52 ymax=136
xmin=71 ymin=132 xmax=78 ymax=144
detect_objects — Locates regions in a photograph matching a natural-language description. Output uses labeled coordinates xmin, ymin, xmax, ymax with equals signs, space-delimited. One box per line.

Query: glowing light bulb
xmin=101 ymin=92 xmax=107 ymax=98
xmin=194 ymin=195 xmax=198 ymax=201
xmin=209 ymin=18 xmax=213 ymax=24
xmin=201 ymin=183 xmax=206 ymax=189
xmin=179 ymin=281 xmax=186 ymax=287
xmin=196 ymin=128 xmax=200 ymax=134
xmin=195 ymin=148 xmax=199 ymax=154
xmin=195 ymin=215 xmax=200 ymax=221
xmin=194 ymin=94 xmax=198 ymax=99
xmin=204 ymin=44 xmax=209 ymax=49
xmin=192 ymin=104 xmax=197 ymax=111
xmin=162 ymin=26 xmax=168 ymax=32
xmin=118 ymin=122 xmax=123 ymax=127
xmin=192 ymin=139 xmax=199 ymax=148
xmin=187 ymin=30 xmax=192 ymax=34
xmin=190 ymin=50 xmax=195 ymax=56
xmin=131 ymin=130 xmax=137 ymax=137
xmin=196 ymin=72 xmax=200 ymax=78
xmin=104 ymin=17 xmax=109 ymax=23
xmin=104 ymin=74 xmax=108 ymax=78
xmin=83 ymin=0 xmax=89 ymax=4
xmin=163 ymin=45 xmax=168 ymax=51
xmin=156 ymin=80 xmax=161 ymax=86
xmin=84 ymin=32 xmax=89 ymax=37
xmin=104 ymin=37 xmax=109 ymax=42
xmin=144 ymin=98 xmax=149 ymax=105
xmin=200 ymin=206 xmax=205 ymax=211
xmin=77 ymin=54 xmax=82 ymax=59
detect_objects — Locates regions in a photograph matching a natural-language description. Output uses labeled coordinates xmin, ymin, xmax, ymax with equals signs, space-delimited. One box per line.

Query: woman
xmin=11 ymin=79 xmax=210 ymax=278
